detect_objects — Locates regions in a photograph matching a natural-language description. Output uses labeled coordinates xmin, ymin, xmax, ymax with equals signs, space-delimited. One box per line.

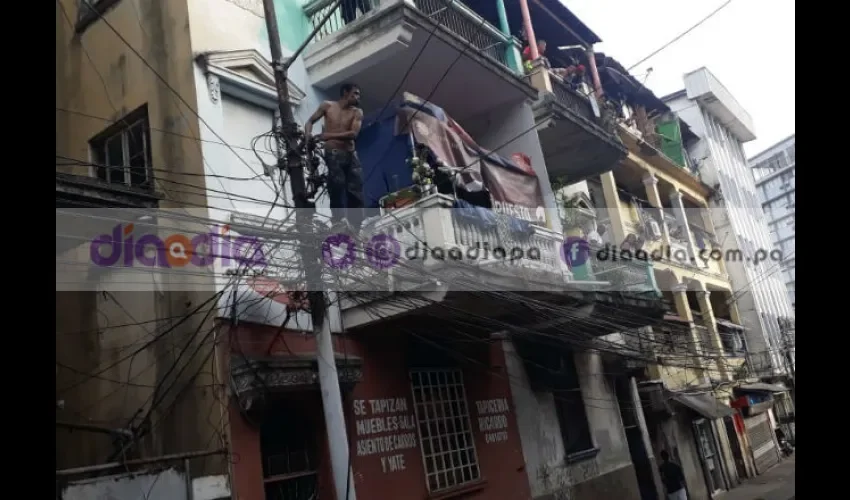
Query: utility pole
xmin=260 ymin=2 xmax=356 ymax=499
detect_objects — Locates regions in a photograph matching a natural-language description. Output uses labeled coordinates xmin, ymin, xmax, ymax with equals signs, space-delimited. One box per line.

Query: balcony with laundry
xmin=330 ymin=93 xmax=665 ymax=335
xmin=498 ymin=1 xmax=626 ymax=183
xmin=553 ymin=185 xmax=659 ymax=297
xmin=302 ymin=0 xmax=538 ymax=125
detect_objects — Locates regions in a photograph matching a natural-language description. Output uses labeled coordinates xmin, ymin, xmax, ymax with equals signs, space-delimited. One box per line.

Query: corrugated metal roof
xmin=668 ymin=391 xmax=735 ymax=420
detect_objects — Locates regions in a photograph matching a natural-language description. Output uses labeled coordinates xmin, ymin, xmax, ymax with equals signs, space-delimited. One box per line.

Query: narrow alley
xmin=720 ymin=455 xmax=795 ymax=500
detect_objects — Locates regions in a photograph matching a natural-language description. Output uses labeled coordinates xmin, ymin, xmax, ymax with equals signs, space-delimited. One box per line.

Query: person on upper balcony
xmin=522 ymin=40 xmax=586 ymax=88
xmin=341 ymin=0 xmax=372 ymax=25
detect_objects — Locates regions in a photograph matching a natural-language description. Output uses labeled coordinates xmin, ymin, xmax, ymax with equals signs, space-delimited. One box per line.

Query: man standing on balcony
xmin=342 ymin=0 xmax=372 ymax=25
xmin=522 ymin=39 xmax=585 ymax=86
xmin=306 ymin=83 xmax=365 ymax=231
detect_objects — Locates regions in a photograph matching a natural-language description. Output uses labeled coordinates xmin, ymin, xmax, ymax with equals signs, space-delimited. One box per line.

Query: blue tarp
xmin=356 ymin=95 xmax=538 ymax=209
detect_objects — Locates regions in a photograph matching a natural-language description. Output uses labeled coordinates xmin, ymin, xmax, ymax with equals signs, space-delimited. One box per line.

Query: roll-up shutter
xmin=744 ymin=413 xmax=780 ymax=474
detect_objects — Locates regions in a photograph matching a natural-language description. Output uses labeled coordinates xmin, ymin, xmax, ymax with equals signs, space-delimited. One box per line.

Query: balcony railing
xmin=345 ymin=194 xmax=567 ymax=292
xmin=303 ymin=0 xmax=513 ymax=69
xmin=585 ymin=244 xmax=658 ymax=295
xmin=550 ymin=78 xmax=595 ymax=122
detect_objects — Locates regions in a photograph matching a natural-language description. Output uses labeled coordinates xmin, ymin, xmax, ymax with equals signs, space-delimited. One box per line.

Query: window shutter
xmin=656 ymin=120 xmax=686 ymax=168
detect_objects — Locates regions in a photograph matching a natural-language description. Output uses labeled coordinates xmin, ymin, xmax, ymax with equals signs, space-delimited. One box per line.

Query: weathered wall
xmin=504 ymin=340 xmax=640 ymax=500
xmin=61 ymin=468 xmax=230 ymax=500
xmin=56 ymin=0 xmax=224 ymax=476
xmin=657 ymin=413 xmax=709 ymax=500
xmin=225 ymin=321 xmax=533 ymax=500
xmin=465 ymin=101 xmax=564 ymax=236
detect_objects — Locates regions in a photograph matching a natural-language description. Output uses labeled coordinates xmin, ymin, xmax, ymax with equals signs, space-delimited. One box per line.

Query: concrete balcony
xmin=683 ymin=67 xmax=755 ymax=142
xmin=339 ymin=193 xmax=569 ymax=298
xmin=528 ymin=64 xmax=626 ymax=183
xmin=303 ymin=0 xmax=535 ymax=121
xmin=339 ymin=195 xmax=665 ymax=333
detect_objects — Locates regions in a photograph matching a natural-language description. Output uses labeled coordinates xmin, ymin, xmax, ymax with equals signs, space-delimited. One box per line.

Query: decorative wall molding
xmin=207 ymin=74 xmax=220 ymax=103
xmin=198 ymin=49 xmax=306 ymax=109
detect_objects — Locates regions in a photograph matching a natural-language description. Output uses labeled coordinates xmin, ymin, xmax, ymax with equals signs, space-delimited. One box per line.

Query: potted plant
xmin=552 ymin=177 xmax=584 ymax=237
xmin=380 ymin=145 xmax=436 ymax=210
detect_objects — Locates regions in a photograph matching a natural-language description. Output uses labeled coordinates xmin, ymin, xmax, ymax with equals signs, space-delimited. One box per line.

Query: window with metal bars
xmin=551 ymin=352 xmax=595 ymax=457
xmin=260 ymin=400 xmax=319 ymax=500
xmin=410 ymin=369 xmax=481 ymax=493
xmin=89 ymin=105 xmax=153 ymax=190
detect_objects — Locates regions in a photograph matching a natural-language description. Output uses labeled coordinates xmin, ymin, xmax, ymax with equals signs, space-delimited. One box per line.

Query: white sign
xmin=353 ymin=398 xmax=418 ymax=473
xmin=475 ymin=398 xmax=510 ymax=444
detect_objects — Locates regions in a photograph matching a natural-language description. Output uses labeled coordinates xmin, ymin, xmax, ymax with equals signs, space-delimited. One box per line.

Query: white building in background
xmin=749 ymin=135 xmax=796 ymax=310
xmin=663 ymin=68 xmax=794 ymax=378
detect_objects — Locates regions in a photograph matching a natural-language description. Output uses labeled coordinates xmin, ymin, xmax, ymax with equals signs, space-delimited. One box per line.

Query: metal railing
xmin=585 ymin=244 xmax=658 ymax=295
xmin=551 ymin=77 xmax=594 ymax=122
xmin=303 ymin=0 xmax=512 ymax=70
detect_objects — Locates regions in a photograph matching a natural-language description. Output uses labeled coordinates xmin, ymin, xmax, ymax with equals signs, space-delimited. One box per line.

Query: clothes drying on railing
xmin=357 ymin=93 xmax=547 ymax=226
xmin=452 ymin=198 xmax=533 ymax=236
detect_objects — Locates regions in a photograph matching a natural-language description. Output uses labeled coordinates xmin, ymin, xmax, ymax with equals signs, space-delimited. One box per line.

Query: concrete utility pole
xmin=260 ymin=1 xmax=356 ymax=499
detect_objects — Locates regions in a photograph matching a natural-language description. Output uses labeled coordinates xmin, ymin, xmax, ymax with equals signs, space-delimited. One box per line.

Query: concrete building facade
xmin=59 ymin=3 xmax=791 ymax=500
xmin=749 ymin=135 xmax=795 ymax=311
xmin=663 ymin=69 xmax=794 ymax=380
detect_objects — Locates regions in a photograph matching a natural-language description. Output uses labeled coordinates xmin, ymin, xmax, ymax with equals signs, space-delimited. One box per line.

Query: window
xmin=90 ymin=106 xmax=152 ymax=189
xmin=786 ymin=144 xmax=795 ymax=163
xmin=410 ymin=369 xmax=481 ymax=493
xmin=551 ymin=352 xmax=595 ymax=457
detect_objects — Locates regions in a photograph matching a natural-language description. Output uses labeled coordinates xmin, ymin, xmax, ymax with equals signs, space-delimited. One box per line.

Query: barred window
xmin=410 ymin=369 xmax=480 ymax=493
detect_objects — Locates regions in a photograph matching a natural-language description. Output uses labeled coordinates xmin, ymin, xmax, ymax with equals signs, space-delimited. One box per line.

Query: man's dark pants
xmin=342 ymin=0 xmax=371 ymax=24
xmin=325 ymin=149 xmax=365 ymax=230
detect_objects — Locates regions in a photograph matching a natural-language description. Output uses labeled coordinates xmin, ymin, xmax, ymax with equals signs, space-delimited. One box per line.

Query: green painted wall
xmin=259 ymin=0 xmax=311 ymax=52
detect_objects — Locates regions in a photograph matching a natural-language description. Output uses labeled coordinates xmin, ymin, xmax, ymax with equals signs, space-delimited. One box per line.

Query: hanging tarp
xmin=358 ymin=93 xmax=546 ymax=225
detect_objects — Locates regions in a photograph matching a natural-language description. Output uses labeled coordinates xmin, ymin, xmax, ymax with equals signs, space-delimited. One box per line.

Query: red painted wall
xmin=223 ymin=320 xmax=532 ymax=500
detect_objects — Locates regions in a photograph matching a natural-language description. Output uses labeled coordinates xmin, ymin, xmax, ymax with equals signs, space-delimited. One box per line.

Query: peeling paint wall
xmin=56 ymin=0 xmax=224 ymax=476
xmin=61 ymin=469 xmax=231 ymax=500
xmin=504 ymin=341 xmax=639 ymax=500
xmin=465 ymin=101 xmax=563 ymax=236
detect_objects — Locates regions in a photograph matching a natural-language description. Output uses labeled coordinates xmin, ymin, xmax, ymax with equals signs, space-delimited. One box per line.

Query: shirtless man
xmin=305 ymin=83 xmax=365 ymax=230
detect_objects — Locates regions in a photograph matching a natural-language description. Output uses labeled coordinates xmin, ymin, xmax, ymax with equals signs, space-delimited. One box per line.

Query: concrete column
xmin=527 ymin=59 xmax=553 ymax=94
xmin=641 ymin=174 xmax=672 ymax=247
xmin=518 ymin=0 xmax=539 ymax=59
xmin=700 ymin=203 xmax=727 ymax=275
xmin=586 ymin=46 xmax=603 ymax=99
xmin=317 ymin=295 xmax=357 ymax=500
xmin=724 ymin=292 xmax=743 ymax=325
xmin=669 ymin=190 xmax=699 ymax=263
xmin=600 ymin=171 xmax=628 ymax=245
xmin=495 ymin=0 xmax=522 ymax=73
xmin=695 ymin=289 xmax=730 ymax=381
xmin=672 ymin=283 xmax=705 ymax=374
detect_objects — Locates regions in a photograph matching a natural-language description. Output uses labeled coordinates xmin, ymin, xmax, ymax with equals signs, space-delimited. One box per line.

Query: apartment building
xmin=749 ymin=135 xmax=796 ymax=310
xmin=550 ymin=54 xmax=770 ymax=497
xmin=58 ymin=2 xmax=791 ymax=500
xmin=662 ymin=69 xmax=794 ymax=381
xmin=56 ymin=1 xmax=230 ymax=497
xmin=205 ymin=2 xmax=670 ymax=499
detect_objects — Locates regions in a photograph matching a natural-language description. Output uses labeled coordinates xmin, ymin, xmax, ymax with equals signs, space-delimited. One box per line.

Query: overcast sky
xmin=564 ymin=0 xmax=795 ymax=158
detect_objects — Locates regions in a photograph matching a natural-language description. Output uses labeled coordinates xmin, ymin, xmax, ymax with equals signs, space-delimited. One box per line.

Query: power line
xmin=626 ymin=0 xmax=735 ymax=72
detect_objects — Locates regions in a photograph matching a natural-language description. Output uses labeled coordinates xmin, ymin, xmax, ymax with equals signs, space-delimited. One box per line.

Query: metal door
xmin=744 ymin=413 xmax=780 ymax=474
xmin=693 ymin=419 xmax=725 ymax=496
